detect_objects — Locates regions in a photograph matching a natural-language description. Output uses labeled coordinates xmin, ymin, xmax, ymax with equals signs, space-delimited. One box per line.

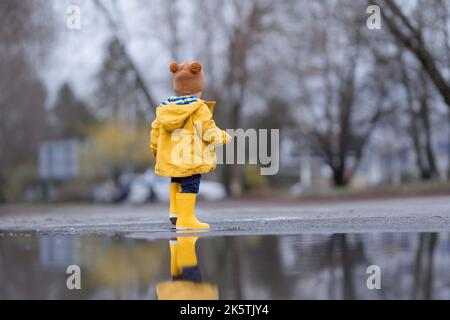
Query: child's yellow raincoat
xmin=150 ymin=96 xmax=229 ymax=177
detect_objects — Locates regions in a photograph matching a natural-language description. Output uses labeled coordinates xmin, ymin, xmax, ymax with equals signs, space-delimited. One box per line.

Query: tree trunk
xmin=419 ymin=95 xmax=438 ymax=180
xmin=0 ymin=174 xmax=5 ymax=203
xmin=332 ymin=167 xmax=348 ymax=187
xmin=399 ymin=52 xmax=436 ymax=180
xmin=228 ymin=100 xmax=244 ymax=197
xmin=409 ymin=116 xmax=432 ymax=180
xmin=448 ymin=112 xmax=450 ymax=179
xmin=230 ymin=166 xmax=243 ymax=197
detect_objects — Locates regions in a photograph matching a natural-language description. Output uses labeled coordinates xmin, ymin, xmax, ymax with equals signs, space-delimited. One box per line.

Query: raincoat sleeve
xmin=198 ymin=103 xmax=230 ymax=146
xmin=150 ymin=117 xmax=160 ymax=157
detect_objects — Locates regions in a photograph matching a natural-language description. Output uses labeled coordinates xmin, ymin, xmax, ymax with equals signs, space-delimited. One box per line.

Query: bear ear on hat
xmin=190 ymin=62 xmax=202 ymax=74
xmin=169 ymin=61 xmax=179 ymax=73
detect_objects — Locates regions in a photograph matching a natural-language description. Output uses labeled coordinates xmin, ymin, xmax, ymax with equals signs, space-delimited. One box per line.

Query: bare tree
xmin=370 ymin=0 xmax=450 ymax=180
xmin=375 ymin=0 xmax=450 ymax=110
xmin=93 ymin=0 xmax=157 ymax=110
xmin=213 ymin=0 xmax=278 ymax=195
xmin=288 ymin=1 xmax=387 ymax=186
xmin=0 ymin=0 xmax=54 ymax=201
xmin=398 ymin=52 xmax=438 ymax=180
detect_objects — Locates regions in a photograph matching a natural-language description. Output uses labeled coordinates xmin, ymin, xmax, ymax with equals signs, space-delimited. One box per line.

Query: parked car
xmin=92 ymin=180 xmax=117 ymax=203
xmin=94 ymin=170 xmax=227 ymax=204
xmin=128 ymin=170 xmax=227 ymax=204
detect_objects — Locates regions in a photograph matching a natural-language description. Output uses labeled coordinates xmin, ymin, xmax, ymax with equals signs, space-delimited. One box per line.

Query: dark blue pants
xmin=171 ymin=174 xmax=201 ymax=194
xmin=173 ymin=266 xmax=202 ymax=283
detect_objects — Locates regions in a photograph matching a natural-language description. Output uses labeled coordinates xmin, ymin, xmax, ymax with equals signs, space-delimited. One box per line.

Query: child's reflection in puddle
xmin=156 ymin=236 xmax=218 ymax=300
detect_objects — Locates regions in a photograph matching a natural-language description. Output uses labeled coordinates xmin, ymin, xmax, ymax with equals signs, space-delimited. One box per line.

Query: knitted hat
xmin=169 ymin=60 xmax=204 ymax=96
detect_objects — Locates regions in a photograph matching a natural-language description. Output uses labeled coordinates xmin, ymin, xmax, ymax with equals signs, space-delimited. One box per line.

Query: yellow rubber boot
xmin=175 ymin=193 xmax=209 ymax=230
xmin=157 ymin=237 xmax=219 ymax=300
xmin=169 ymin=239 xmax=181 ymax=277
xmin=169 ymin=182 xmax=181 ymax=225
xmin=176 ymin=236 xmax=198 ymax=268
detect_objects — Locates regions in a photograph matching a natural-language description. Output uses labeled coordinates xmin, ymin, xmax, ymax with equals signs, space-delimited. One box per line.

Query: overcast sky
xmin=42 ymin=0 xmax=181 ymax=107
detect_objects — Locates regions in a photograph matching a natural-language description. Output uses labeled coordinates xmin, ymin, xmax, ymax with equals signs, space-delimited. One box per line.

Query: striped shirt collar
xmin=160 ymin=95 xmax=199 ymax=106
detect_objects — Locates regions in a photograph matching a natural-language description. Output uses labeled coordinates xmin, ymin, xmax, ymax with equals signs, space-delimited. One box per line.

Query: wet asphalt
xmin=1 ymin=196 xmax=450 ymax=239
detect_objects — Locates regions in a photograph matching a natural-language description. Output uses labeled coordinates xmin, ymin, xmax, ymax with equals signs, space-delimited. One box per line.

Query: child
xmin=156 ymin=236 xmax=218 ymax=300
xmin=150 ymin=60 xmax=231 ymax=230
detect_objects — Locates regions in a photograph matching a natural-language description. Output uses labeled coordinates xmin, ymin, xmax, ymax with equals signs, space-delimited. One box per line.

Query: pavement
xmin=1 ymin=196 xmax=450 ymax=239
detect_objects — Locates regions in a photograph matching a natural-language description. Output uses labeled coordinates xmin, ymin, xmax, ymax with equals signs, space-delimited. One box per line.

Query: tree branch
xmin=94 ymin=0 xmax=157 ymax=109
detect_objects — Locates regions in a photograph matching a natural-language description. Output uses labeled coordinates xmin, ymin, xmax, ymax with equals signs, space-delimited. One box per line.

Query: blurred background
xmin=1 ymin=0 xmax=450 ymax=205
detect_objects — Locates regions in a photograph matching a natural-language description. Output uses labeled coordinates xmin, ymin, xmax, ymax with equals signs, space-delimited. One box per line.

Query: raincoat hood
xmin=156 ymin=96 xmax=216 ymax=132
xmin=156 ymin=96 xmax=203 ymax=132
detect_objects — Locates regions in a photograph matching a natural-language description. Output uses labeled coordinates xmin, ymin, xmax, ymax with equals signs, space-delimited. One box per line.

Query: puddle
xmin=0 ymin=232 xmax=449 ymax=299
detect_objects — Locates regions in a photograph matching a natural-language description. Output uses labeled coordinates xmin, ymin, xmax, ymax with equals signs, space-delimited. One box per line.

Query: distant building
xmin=279 ymin=126 xmax=450 ymax=188
xmin=360 ymin=130 xmax=450 ymax=185
xmin=38 ymin=139 xmax=81 ymax=181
